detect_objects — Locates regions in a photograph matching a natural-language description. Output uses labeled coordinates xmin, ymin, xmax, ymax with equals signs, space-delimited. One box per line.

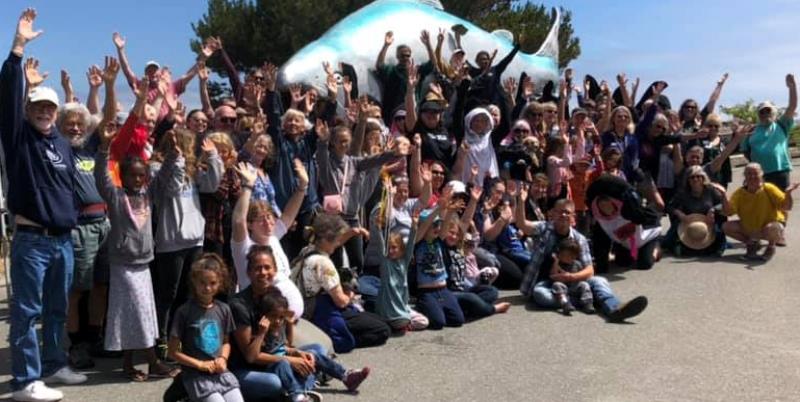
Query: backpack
xmin=289 ymin=246 xmax=321 ymax=320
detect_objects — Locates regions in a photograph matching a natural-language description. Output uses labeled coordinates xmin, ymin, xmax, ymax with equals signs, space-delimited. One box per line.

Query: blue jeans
xmin=9 ymin=231 xmax=74 ymax=390
xmin=268 ymin=343 xmax=347 ymax=396
xmin=232 ymin=369 xmax=283 ymax=401
xmin=532 ymin=276 xmax=620 ymax=315
xmin=416 ymin=287 xmax=464 ymax=330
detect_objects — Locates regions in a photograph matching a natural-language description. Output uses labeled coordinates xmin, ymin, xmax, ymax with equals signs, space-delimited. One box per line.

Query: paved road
xmin=2 ymin=164 xmax=800 ymax=402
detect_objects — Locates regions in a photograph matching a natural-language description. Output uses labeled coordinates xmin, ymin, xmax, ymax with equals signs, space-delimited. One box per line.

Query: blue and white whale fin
xmin=534 ymin=7 xmax=561 ymax=61
xmin=491 ymin=30 xmax=515 ymax=44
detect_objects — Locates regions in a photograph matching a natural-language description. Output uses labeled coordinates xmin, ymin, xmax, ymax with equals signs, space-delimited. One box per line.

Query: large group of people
xmin=2 ymin=8 xmax=797 ymax=402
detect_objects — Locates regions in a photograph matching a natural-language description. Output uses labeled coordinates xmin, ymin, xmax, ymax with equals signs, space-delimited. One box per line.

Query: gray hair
xmin=57 ymin=102 xmax=92 ymax=134
xmin=684 ymin=165 xmax=710 ymax=191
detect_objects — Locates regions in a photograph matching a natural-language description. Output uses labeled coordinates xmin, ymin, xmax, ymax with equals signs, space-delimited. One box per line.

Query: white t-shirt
xmin=596 ymin=214 xmax=660 ymax=249
xmin=231 ymin=220 xmax=304 ymax=319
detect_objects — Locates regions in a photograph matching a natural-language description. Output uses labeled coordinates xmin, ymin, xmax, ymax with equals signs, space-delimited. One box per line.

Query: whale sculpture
xmin=277 ymin=0 xmax=561 ymax=103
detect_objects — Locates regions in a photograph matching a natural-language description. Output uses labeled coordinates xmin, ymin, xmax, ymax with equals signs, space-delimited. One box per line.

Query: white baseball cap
xmin=28 ymin=86 xmax=59 ymax=107
xmin=145 ymin=60 xmax=161 ymax=70
xmin=757 ymin=101 xmax=776 ymax=112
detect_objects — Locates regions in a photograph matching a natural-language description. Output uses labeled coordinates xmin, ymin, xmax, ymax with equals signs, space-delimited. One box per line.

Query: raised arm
xmin=376 ymin=31 xmax=393 ymax=71
xmin=410 ymin=134 xmax=424 ymax=196
xmin=494 ymin=42 xmax=520 ymax=75
xmin=709 ymin=124 xmax=751 ymax=174
xmin=280 ymin=160 xmax=309 ymax=230
xmin=702 ymin=73 xmax=728 ymax=117
xmin=112 ymin=32 xmax=138 ymax=90
xmin=616 ymin=73 xmax=633 ymax=108
xmin=349 ymin=98 xmax=368 ymax=156
xmin=419 ymin=30 xmax=437 ymax=72
xmin=596 ymin=83 xmax=613 ymax=134
xmin=404 ymin=63 xmax=419 ymax=133
xmin=60 ymin=70 xmax=75 ymax=103
xmin=195 ymin=138 xmax=223 ymax=192
xmin=784 ymin=74 xmax=797 ymax=120
xmin=85 ymin=65 xmax=103 ymax=115
xmin=97 ymin=56 xmax=120 ymax=133
xmin=231 ymin=162 xmax=256 ymax=243
xmin=2 ymin=9 xmax=43 ymax=149
xmin=197 ymin=62 xmax=214 ymax=118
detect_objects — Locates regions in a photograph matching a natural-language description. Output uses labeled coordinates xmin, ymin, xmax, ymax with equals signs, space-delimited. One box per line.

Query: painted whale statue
xmin=277 ymin=0 xmax=561 ymax=103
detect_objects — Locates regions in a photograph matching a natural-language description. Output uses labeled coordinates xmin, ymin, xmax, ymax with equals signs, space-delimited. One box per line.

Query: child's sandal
xmin=124 ymin=368 xmax=148 ymax=383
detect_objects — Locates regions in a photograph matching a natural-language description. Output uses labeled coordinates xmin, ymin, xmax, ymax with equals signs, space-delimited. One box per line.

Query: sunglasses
xmin=220 ymin=117 xmax=237 ymax=124
xmin=759 ymin=109 xmax=772 ymax=115
xmin=684 ymin=105 xmax=697 ymax=110
xmin=252 ymin=76 xmax=265 ymax=81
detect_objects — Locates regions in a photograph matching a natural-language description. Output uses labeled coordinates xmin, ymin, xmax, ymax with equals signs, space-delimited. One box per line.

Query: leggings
xmin=493 ymin=253 xmax=525 ymax=289
xmin=452 ymin=284 xmax=498 ymax=320
xmin=152 ymin=246 xmax=202 ymax=340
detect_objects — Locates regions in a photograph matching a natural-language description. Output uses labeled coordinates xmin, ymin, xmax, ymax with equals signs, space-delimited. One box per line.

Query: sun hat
xmin=678 ymin=214 xmax=716 ymax=250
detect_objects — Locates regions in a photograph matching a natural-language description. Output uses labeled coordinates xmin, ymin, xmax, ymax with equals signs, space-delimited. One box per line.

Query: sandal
xmin=123 ymin=368 xmax=148 ymax=383
xmin=149 ymin=363 xmax=181 ymax=379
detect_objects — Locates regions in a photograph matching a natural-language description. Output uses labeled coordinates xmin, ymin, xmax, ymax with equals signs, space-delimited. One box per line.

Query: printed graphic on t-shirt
xmin=45 ymin=146 xmax=67 ymax=170
xmin=194 ymin=319 xmax=221 ymax=356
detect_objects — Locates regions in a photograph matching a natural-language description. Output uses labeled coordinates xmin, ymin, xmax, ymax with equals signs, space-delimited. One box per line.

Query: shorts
xmin=71 ymin=218 xmax=111 ymax=291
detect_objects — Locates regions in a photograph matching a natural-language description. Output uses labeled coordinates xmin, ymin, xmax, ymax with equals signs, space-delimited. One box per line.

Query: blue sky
xmin=3 ymin=0 xmax=799 ymax=115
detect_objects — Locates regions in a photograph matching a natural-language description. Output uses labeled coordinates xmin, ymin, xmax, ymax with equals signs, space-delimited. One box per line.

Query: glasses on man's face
xmin=706 ymin=124 xmax=720 ymax=129
xmin=431 ymin=170 xmax=445 ymax=177
xmin=684 ymin=105 xmax=697 ymax=110
xmin=220 ymin=117 xmax=237 ymax=124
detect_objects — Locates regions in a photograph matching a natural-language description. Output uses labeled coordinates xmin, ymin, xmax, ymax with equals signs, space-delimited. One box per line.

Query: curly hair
xmin=190 ymin=253 xmax=232 ymax=298
xmin=310 ymin=214 xmax=348 ymax=245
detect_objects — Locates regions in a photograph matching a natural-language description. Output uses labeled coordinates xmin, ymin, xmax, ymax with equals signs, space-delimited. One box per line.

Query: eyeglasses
xmin=759 ymin=109 xmax=772 ymax=115
xmin=656 ymin=125 xmax=668 ymax=131
xmin=706 ymin=124 xmax=720 ymax=129
xmin=220 ymin=117 xmax=237 ymax=124
xmin=513 ymin=128 xmax=531 ymax=133
xmin=431 ymin=170 xmax=445 ymax=176
xmin=684 ymin=105 xmax=697 ymax=110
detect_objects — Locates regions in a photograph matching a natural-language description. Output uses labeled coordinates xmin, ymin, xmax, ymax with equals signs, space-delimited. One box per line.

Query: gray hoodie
xmin=149 ymin=150 xmax=223 ymax=253
xmin=94 ymin=150 xmax=180 ymax=266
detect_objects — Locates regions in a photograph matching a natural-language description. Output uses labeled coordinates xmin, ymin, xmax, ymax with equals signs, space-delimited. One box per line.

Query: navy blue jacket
xmin=0 ymin=52 xmax=77 ymax=230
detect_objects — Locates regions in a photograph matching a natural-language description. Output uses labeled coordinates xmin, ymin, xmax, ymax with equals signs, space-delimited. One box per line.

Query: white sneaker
xmin=11 ymin=381 xmax=64 ymax=402
xmin=42 ymin=366 xmax=88 ymax=385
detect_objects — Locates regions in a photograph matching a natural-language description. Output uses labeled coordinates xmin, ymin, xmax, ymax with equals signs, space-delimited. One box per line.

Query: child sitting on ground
xmin=167 ymin=254 xmax=243 ymax=402
xmin=550 ymin=238 xmax=594 ymax=316
xmin=258 ymin=287 xmax=370 ymax=402
xmin=375 ymin=209 xmax=430 ymax=332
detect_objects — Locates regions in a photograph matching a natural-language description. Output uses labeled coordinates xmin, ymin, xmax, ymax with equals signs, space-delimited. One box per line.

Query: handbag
xmin=323 ymin=160 xmax=348 ymax=215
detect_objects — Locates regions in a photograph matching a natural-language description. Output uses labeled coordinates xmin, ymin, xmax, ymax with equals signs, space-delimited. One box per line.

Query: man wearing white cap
xmin=740 ymin=74 xmax=797 ymax=192
xmin=1 ymin=9 xmax=86 ymax=402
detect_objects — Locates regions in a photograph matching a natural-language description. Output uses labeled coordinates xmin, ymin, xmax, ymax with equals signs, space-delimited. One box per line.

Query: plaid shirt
xmin=201 ymin=167 xmax=241 ymax=244
xmin=519 ymin=221 xmax=592 ymax=296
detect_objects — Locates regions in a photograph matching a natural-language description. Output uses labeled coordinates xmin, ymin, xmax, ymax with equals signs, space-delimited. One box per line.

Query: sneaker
xmin=580 ymin=301 xmax=596 ymax=315
xmin=69 ymin=343 xmax=95 ymax=370
xmin=292 ymin=391 xmax=323 ymax=402
xmin=607 ymin=296 xmax=648 ymax=323
xmin=11 ymin=381 xmax=63 ymax=402
xmin=42 ymin=366 xmax=88 ymax=385
xmin=343 ymin=367 xmax=371 ymax=392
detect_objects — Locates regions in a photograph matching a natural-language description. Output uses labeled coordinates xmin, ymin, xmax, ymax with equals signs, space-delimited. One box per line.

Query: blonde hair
xmin=610 ymin=106 xmax=634 ymax=132
xmin=206 ymin=131 xmax=237 ymax=168
xmin=704 ymin=113 xmax=722 ymax=127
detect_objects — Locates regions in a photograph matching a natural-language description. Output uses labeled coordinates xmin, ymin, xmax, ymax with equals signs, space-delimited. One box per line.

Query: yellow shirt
xmin=729 ymin=183 xmax=786 ymax=233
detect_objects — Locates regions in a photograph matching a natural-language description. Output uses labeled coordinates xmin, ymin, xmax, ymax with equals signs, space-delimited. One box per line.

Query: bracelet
xmin=242 ymin=184 xmax=254 ymax=191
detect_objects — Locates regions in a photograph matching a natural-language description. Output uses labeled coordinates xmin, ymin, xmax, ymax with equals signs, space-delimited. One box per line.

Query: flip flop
xmin=123 ymin=368 xmax=148 ymax=383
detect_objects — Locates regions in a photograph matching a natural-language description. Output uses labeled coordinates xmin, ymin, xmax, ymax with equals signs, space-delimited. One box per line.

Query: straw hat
xmin=678 ymin=214 xmax=716 ymax=250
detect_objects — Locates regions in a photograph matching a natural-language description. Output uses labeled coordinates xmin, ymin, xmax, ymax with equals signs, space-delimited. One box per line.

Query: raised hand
xmin=86 ymin=65 xmax=103 ymax=88
xmin=99 ymin=120 xmax=117 ymax=146
xmin=384 ymin=31 xmax=394 ymax=47
xmin=470 ymin=183 xmax=483 ymax=201
xmin=407 ymin=61 xmax=419 ymax=87
xmin=200 ymin=37 xmax=220 ymax=59
xmin=166 ymin=130 xmax=182 ymax=157
xmin=342 ymin=76 xmax=353 ymax=95
xmin=420 ymin=162 xmax=432 ymax=183
xmin=652 ymin=81 xmax=667 ymax=98
xmin=256 ymin=316 xmax=271 ymax=336
xmin=235 ymin=162 xmax=258 ymax=187
xmin=171 ymin=101 xmax=186 ymax=127
xmin=15 ymin=8 xmax=43 ymax=49
xmin=470 ymin=164 xmax=479 ymax=181
xmin=718 ymin=72 xmax=729 ymax=86
xmin=201 ymin=138 xmax=216 ymax=154
xmin=24 ymin=57 xmax=47 ymax=88
xmin=503 ymin=76 xmax=518 ymax=96
xmin=787 ymin=74 xmax=796 ymax=88
xmin=413 ymin=133 xmax=422 ymax=148
xmin=112 ymin=32 xmax=126 ymax=49
xmin=519 ymin=182 xmax=529 ymax=202
xmin=315 ymin=119 xmax=330 ymax=141
xmin=325 ymin=73 xmax=338 ymax=97
xmin=522 ymin=76 xmax=535 ymax=98
xmin=261 ymin=62 xmax=278 ymax=92
xmin=288 ymin=83 xmax=305 ymax=106
xmin=157 ymin=76 xmax=170 ymax=99
xmin=616 ymin=73 xmax=628 ymax=86
xmin=102 ymin=56 xmax=120 ymax=84
xmin=60 ymin=70 xmax=72 ymax=92
xmin=322 ymin=61 xmax=335 ymax=78
xmin=668 ymin=112 xmax=681 ymax=133
xmin=437 ymin=28 xmax=446 ymax=44
xmin=420 ymin=30 xmax=431 ymax=46
xmin=293 ymin=159 xmax=309 ymax=189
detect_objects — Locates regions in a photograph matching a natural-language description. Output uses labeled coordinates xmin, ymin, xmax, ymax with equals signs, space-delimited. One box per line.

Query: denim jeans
xmin=231 ymin=369 xmax=283 ymax=401
xmin=9 ymin=231 xmax=74 ymax=390
xmin=453 ymin=284 xmax=498 ymax=320
xmin=532 ymin=276 xmax=620 ymax=315
xmin=416 ymin=287 xmax=465 ymax=330
xmin=268 ymin=343 xmax=347 ymax=396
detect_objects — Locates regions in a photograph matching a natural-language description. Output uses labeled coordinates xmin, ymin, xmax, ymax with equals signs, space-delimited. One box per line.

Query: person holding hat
xmin=2 ymin=9 xmax=88 ymax=401
xmin=723 ymin=163 xmax=799 ymax=261
xmin=739 ymin=74 xmax=797 ymax=193
xmin=665 ymin=166 xmax=728 ymax=257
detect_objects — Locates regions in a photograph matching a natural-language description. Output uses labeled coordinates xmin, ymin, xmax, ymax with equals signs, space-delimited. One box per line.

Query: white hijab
xmin=462 ymin=108 xmax=498 ymax=186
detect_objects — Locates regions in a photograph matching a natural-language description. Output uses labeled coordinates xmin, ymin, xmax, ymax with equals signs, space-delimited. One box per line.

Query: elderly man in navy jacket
xmin=1 ymin=8 xmax=87 ymax=402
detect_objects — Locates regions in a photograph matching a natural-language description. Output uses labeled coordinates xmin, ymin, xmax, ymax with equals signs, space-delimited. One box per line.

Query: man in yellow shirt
xmin=723 ymin=163 xmax=799 ymax=260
